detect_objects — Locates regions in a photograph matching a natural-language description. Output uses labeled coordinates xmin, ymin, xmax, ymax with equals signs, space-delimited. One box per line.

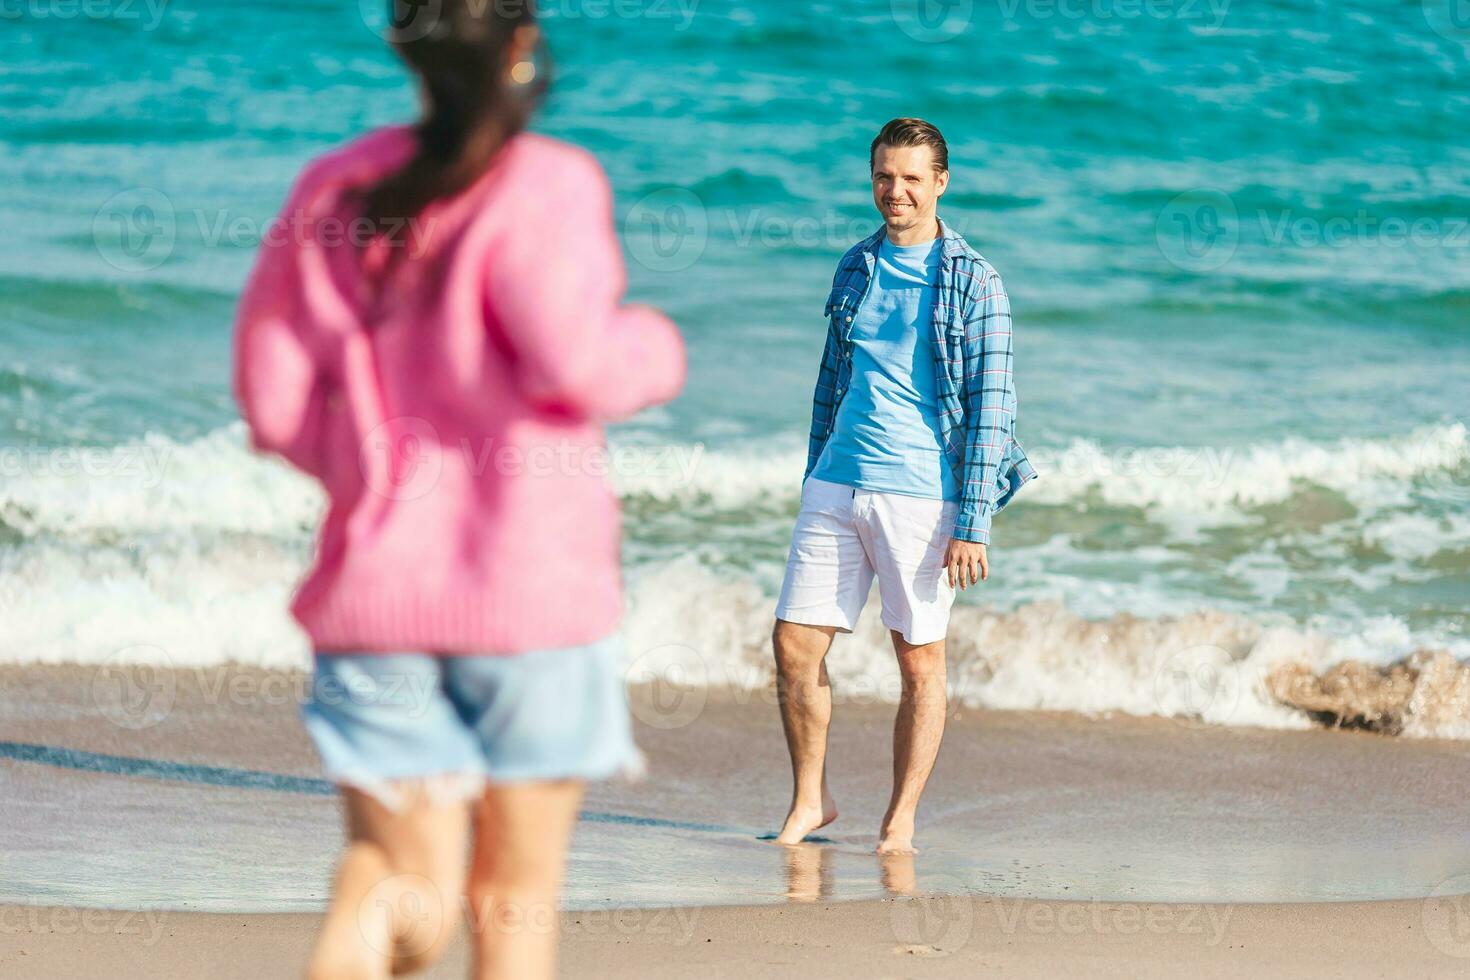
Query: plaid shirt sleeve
xmin=954 ymin=270 xmax=1016 ymax=545
xmin=803 ymin=313 xmax=843 ymax=481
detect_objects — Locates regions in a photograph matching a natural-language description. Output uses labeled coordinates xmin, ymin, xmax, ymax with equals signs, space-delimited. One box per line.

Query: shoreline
xmin=5 ymin=663 xmax=1470 ymax=912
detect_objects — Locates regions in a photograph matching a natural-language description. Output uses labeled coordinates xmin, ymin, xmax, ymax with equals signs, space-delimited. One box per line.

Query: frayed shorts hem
xmin=328 ymin=748 xmax=648 ymax=814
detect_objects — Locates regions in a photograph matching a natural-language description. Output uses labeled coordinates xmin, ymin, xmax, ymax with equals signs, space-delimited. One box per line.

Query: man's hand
xmin=944 ymin=539 xmax=988 ymax=590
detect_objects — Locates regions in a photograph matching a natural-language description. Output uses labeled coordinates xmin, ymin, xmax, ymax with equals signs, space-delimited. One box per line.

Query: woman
xmin=232 ymin=3 xmax=685 ymax=978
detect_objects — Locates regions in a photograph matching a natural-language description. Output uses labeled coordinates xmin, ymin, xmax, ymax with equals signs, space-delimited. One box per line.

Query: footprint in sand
xmin=893 ymin=943 xmax=946 ymax=957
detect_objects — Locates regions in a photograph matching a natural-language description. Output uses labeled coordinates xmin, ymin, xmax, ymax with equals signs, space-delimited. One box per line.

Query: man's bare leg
xmin=877 ymin=631 xmax=947 ymax=854
xmin=773 ymin=619 xmax=840 ymax=845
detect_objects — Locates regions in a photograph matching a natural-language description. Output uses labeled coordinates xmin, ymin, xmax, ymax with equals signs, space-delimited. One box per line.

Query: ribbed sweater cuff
xmin=294 ymin=588 xmax=624 ymax=655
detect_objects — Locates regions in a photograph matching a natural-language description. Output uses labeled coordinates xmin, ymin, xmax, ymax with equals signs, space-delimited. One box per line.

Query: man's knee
xmin=895 ymin=640 xmax=946 ymax=688
xmin=773 ymin=620 xmax=832 ymax=670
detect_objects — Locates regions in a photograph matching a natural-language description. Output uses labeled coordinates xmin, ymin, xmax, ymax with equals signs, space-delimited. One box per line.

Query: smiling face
xmin=871 ymin=143 xmax=950 ymax=242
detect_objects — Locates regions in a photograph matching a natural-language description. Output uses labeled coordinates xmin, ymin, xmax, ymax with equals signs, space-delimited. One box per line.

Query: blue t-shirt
xmin=809 ymin=235 xmax=958 ymax=500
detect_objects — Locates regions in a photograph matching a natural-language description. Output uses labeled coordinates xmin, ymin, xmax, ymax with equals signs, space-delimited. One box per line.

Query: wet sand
xmin=2 ymin=663 xmax=1470 ymax=974
xmin=3 ymin=896 xmax=1470 ymax=979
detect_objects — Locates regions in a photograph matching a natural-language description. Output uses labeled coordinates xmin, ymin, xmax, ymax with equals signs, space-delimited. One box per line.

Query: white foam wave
xmin=1 ymin=534 xmax=310 ymax=669
xmin=1 ymin=424 xmax=1466 ymax=739
xmin=0 ymin=425 xmax=322 ymax=539
xmin=621 ymin=560 xmax=1470 ymax=740
xmin=3 ymin=422 xmax=1466 ymax=542
xmin=3 ymin=541 xmax=1465 ymax=737
xmin=1025 ymin=422 xmax=1469 ymax=516
xmin=616 ymin=423 xmax=1469 ymax=517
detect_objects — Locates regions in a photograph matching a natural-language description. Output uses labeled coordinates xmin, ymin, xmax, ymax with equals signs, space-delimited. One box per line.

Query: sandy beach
xmin=3 ymin=663 xmax=1470 ymax=976
xmin=4 ymin=894 xmax=1469 ymax=979
xmin=7 ymin=0 xmax=1469 ymax=976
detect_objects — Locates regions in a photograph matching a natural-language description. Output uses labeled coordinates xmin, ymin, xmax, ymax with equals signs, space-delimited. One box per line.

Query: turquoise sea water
xmin=1 ymin=1 xmax=1467 ymax=728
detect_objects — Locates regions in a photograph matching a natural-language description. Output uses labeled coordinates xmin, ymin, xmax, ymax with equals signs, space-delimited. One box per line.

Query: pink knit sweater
xmin=233 ymin=126 xmax=685 ymax=654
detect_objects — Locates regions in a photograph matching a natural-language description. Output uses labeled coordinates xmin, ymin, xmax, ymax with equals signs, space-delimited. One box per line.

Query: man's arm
xmin=953 ymin=269 xmax=1017 ymax=545
xmin=803 ymin=303 xmax=844 ymax=481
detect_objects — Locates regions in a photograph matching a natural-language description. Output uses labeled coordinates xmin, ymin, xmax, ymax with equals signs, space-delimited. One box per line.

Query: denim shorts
xmin=301 ymin=634 xmax=643 ymax=812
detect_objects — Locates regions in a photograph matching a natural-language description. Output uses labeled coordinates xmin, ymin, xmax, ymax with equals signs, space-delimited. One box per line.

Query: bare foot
xmin=876 ymin=813 xmax=918 ymax=854
xmin=775 ymin=788 xmax=838 ymax=845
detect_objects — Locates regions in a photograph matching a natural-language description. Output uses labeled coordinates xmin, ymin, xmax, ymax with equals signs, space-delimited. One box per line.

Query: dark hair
xmin=357 ymin=0 xmax=550 ymax=232
xmin=869 ymin=118 xmax=949 ymax=173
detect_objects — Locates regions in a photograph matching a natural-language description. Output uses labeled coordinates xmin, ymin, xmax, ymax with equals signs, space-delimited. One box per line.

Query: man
xmin=772 ymin=118 xmax=1036 ymax=854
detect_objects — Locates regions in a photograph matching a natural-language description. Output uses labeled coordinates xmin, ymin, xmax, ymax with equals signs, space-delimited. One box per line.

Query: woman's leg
xmin=308 ymin=784 xmax=472 ymax=980
xmin=464 ymin=781 xmax=584 ymax=980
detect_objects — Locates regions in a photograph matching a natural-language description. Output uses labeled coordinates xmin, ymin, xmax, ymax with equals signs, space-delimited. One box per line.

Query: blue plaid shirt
xmin=804 ymin=219 xmax=1038 ymax=544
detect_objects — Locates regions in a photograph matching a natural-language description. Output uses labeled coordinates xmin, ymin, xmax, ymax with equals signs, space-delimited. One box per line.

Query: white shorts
xmin=774 ymin=477 xmax=959 ymax=646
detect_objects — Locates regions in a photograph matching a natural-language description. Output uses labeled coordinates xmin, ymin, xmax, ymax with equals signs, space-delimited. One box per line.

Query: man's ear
xmin=935 ymin=169 xmax=951 ymax=197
